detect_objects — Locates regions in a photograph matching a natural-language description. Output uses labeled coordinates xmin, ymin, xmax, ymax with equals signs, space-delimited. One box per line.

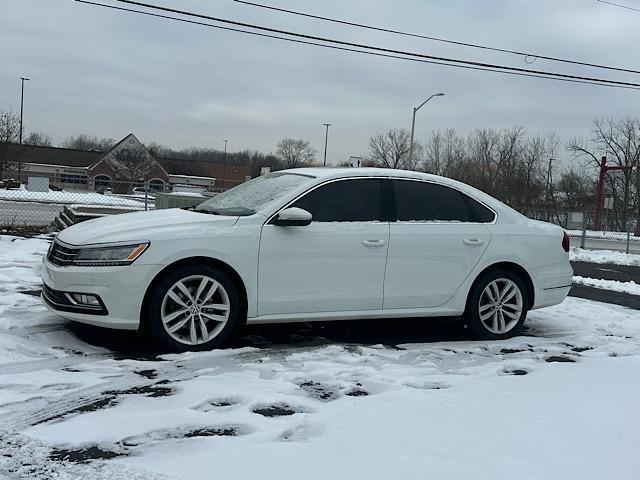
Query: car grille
xmin=48 ymin=240 xmax=78 ymax=267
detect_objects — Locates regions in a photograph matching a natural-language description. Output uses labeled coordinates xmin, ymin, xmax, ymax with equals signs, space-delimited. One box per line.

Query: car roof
xmin=281 ymin=167 xmax=430 ymax=181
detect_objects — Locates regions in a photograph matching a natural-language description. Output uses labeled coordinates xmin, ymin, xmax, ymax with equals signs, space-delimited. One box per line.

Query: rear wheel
xmin=145 ymin=265 xmax=242 ymax=351
xmin=465 ymin=269 xmax=529 ymax=340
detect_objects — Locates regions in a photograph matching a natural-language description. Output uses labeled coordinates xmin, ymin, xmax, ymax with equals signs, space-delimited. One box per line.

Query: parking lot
xmin=0 ymin=234 xmax=638 ymax=480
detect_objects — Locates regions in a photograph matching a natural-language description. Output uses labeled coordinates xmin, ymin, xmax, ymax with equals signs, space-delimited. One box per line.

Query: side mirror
xmin=272 ymin=207 xmax=312 ymax=226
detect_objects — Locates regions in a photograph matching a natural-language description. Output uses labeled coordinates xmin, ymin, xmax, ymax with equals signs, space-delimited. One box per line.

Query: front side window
xmin=392 ymin=180 xmax=494 ymax=222
xmin=292 ymin=178 xmax=383 ymax=222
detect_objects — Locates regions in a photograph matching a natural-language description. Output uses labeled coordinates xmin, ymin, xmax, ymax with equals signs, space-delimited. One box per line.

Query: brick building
xmin=5 ymin=133 xmax=251 ymax=192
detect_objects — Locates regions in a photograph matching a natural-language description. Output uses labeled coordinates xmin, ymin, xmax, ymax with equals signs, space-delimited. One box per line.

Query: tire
xmin=465 ymin=268 xmax=529 ymax=340
xmin=144 ymin=264 xmax=243 ymax=352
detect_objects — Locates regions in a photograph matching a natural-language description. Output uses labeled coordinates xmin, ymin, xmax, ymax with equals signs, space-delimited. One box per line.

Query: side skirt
xmin=246 ymin=307 xmax=464 ymax=325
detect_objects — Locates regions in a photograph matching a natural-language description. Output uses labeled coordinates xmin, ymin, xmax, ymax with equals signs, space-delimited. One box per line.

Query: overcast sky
xmin=1 ymin=0 xmax=639 ymax=165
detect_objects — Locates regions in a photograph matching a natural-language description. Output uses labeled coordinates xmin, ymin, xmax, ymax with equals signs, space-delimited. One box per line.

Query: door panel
xmin=383 ymin=178 xmax=494 ymax=309
xmin=258 ymin=177 xmax=390 ymax=316
xmin=384 ymin=223 xmax=490 ymax=308
xmin=258 ymin=222 xmax=389 ymax=315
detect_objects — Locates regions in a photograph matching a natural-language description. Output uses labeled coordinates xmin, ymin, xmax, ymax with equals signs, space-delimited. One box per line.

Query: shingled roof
xmin=9 ymin=143 xmax=251 ymax=180
xmin=8 ymin=143 xmax=101 ymax=168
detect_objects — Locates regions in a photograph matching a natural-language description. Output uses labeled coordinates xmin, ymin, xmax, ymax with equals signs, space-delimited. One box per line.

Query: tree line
xmin=2 ymin=108 xmax=639 ymax=226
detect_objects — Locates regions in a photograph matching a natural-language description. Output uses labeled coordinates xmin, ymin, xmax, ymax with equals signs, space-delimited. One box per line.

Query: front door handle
xmin=361 ymin=239 xmax=386 ymax=248
xmin=463 ymin=238 xmax=485 ymax=246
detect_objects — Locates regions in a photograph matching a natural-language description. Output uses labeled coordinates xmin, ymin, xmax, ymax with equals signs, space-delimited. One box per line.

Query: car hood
xmin=56 ymin=208 xmax=239 ymax=246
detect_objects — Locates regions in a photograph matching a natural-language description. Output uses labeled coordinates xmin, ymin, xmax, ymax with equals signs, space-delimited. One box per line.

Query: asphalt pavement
xmin=569 ymin=261 xmax=640 ymax=310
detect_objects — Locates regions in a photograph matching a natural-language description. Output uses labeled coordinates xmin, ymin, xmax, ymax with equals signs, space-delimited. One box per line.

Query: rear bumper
xmin=534 ymin=285 xmax=572 ymax=309
xmin=531 ymin=260 xmax=573 ymax=309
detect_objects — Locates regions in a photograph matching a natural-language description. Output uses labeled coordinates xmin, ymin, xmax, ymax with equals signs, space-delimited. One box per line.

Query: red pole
xmin=635 ymin=197 xmax=640 ymax=237
xmin=594 ymin=156 xmax=606 ymax=231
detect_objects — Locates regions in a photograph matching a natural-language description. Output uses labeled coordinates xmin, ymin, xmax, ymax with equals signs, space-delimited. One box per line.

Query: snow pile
xmin=0 ymin=188 xmax=144 ymax=208
xmin=570 ymin=247 xmax=640 ymax=266
xmin=0 ymin=235 xmax=53 ymax=330
xmin=573 ymin=275 xmax=640 ymax=296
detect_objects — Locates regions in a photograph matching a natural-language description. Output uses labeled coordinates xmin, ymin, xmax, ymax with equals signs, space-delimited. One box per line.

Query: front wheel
xmin=465 ymin=269 xmax=529 ymax=340
xmin=145 ymin=265 xmax=242 ymax=351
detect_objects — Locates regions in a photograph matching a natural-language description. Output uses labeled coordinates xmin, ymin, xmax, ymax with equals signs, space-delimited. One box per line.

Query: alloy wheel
xmin=160 ymin=275 xmax=231 ymax=346
xmin=478 ymin=278 xmax=523 ymax=335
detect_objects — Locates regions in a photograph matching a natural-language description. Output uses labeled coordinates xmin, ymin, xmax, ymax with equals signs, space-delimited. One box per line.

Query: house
xmin=4 ymin=133 xmax=251 ymax=192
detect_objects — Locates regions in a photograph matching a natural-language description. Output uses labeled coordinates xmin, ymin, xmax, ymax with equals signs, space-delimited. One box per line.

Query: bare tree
xmin=557 ymin=168 xmax=593 ymax=209
xmin=276 ymin=138 xmax=315 ymax=168
xmin=423 ymin=129 xmax=465 ymax=176
xmin=62 ymin=134 xmax=115 ymax=151
xmin=0 ymin=111 xmax=21 ymax=178
xmin=24 ymin=131 xmax=52 ymax=146
xmin=369 ymin=129 xmax=412 ymax=169
xmin=569 ymin=118 xmax=640 ymax=229
xmin=108 ymin=144 xmax=156 ymax=183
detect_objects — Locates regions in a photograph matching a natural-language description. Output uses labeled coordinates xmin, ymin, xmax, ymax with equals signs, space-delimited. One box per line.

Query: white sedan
xmin=41 ymin=168 xmax=573 ymax=351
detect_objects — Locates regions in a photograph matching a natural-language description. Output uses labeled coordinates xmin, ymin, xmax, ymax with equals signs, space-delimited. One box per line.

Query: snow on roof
xmin=280 ymin=167 xmax=441 ymax=181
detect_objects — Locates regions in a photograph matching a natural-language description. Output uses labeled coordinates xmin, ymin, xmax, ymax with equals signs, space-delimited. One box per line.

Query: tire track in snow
xmin=0 ymin=353 xmax=112 ymax=376
xmin=0 ymin=347 xmax=269 ymax=433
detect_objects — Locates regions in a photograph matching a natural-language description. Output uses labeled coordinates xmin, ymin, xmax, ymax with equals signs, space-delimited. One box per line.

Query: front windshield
xmin=195 ymin=172 xmax=314 ymax=216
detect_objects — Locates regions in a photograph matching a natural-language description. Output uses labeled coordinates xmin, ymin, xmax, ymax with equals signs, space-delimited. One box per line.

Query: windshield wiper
xmin=192 ymin=206 xmax=222 ymax=215
xmin=190 ymin=205 xmax=255 ymax=216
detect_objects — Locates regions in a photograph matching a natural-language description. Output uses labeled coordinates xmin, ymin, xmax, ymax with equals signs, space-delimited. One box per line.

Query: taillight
xmin=562 ymin=231 xmax=570 ymax=252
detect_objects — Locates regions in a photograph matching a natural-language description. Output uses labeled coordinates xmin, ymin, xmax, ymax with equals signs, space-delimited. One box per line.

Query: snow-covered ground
xmin=570 ymin=247 xmax=640 ymax=266
xmin=573 ymin=275 xmax=640 ymax=296
xmin=0 ymin=236 xmax=639 ymax=480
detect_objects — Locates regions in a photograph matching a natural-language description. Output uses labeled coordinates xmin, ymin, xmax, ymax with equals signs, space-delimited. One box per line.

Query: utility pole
xmin=222 ymin=139 xmax=228 ymax=191
xmin=18 ymin=77 xmax=30 ymax=178
xmin=19 ymin=77 xmax=30 ymax=145
xmin=409 ymin=92 xmax=444 ymax=166
xmin=323 ymin=123 xmax=331 ymax=167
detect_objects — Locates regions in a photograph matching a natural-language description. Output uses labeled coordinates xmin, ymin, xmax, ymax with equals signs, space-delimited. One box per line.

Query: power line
xmin=112 ymin=0 xmax=640 ymax=89
xmin=234 ymin=0 xmax=640 ymax=75
xmin=75 ymin=0 xmax=640 ymax=90
xmin=596 ymin=0 xmax=640 ymax=12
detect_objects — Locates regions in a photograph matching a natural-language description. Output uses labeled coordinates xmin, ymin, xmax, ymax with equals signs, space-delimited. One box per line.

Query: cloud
xmin=0 ymin=0 xmax=638 ymax=165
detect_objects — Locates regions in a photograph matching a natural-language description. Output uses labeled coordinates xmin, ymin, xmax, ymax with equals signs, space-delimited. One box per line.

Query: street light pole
xmin=323 ymin=123 xmax=331 ymax=167
xmin=409 ymin=92 xmax=444 ymax=166
xmin=222 ymin=139 xmax=228 ymax=191
xmin=19 ymin=77 xmax=30 ymax=145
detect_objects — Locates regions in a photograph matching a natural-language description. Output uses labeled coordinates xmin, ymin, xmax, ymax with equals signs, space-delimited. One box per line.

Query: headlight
xmin=73 ymin=242 xmax=149 ymax=266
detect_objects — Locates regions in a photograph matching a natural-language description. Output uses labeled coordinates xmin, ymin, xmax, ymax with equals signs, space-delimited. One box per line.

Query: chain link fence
xmin=525 ymin=209 xmax=640 ymax=255
xmin=0 ymin=174 xmax=243 ymax=231
xmin=3 ymin=174 xmax=638 ymax=255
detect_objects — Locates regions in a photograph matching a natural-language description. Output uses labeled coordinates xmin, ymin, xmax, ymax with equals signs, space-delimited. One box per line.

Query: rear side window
xmin=392 ymin=180 xmax=494 ymax=223
xmin=464 ymin=195 xmax=496 ymax=223
xmin=292 ymin=178 xmax=383 ymax=222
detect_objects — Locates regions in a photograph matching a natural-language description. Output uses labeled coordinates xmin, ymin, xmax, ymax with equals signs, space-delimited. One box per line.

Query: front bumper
xmin=41 ymin=283 xmax=108 ymax=315
xmin=41 ymin=256 xmax=158 ymax=330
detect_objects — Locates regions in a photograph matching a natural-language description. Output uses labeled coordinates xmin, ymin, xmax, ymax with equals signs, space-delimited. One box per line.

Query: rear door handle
xmin=463 ymin=238 xmax=485 ymax=246
xmin=361 ymin=239 xmax=386 ymax=248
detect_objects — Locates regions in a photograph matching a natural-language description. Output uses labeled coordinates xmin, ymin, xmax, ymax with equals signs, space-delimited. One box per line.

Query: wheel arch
xmin=139 ymin=256 xmax=248 ymax=331
xmin=470 ymin=261 xmax=535 ymax=310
